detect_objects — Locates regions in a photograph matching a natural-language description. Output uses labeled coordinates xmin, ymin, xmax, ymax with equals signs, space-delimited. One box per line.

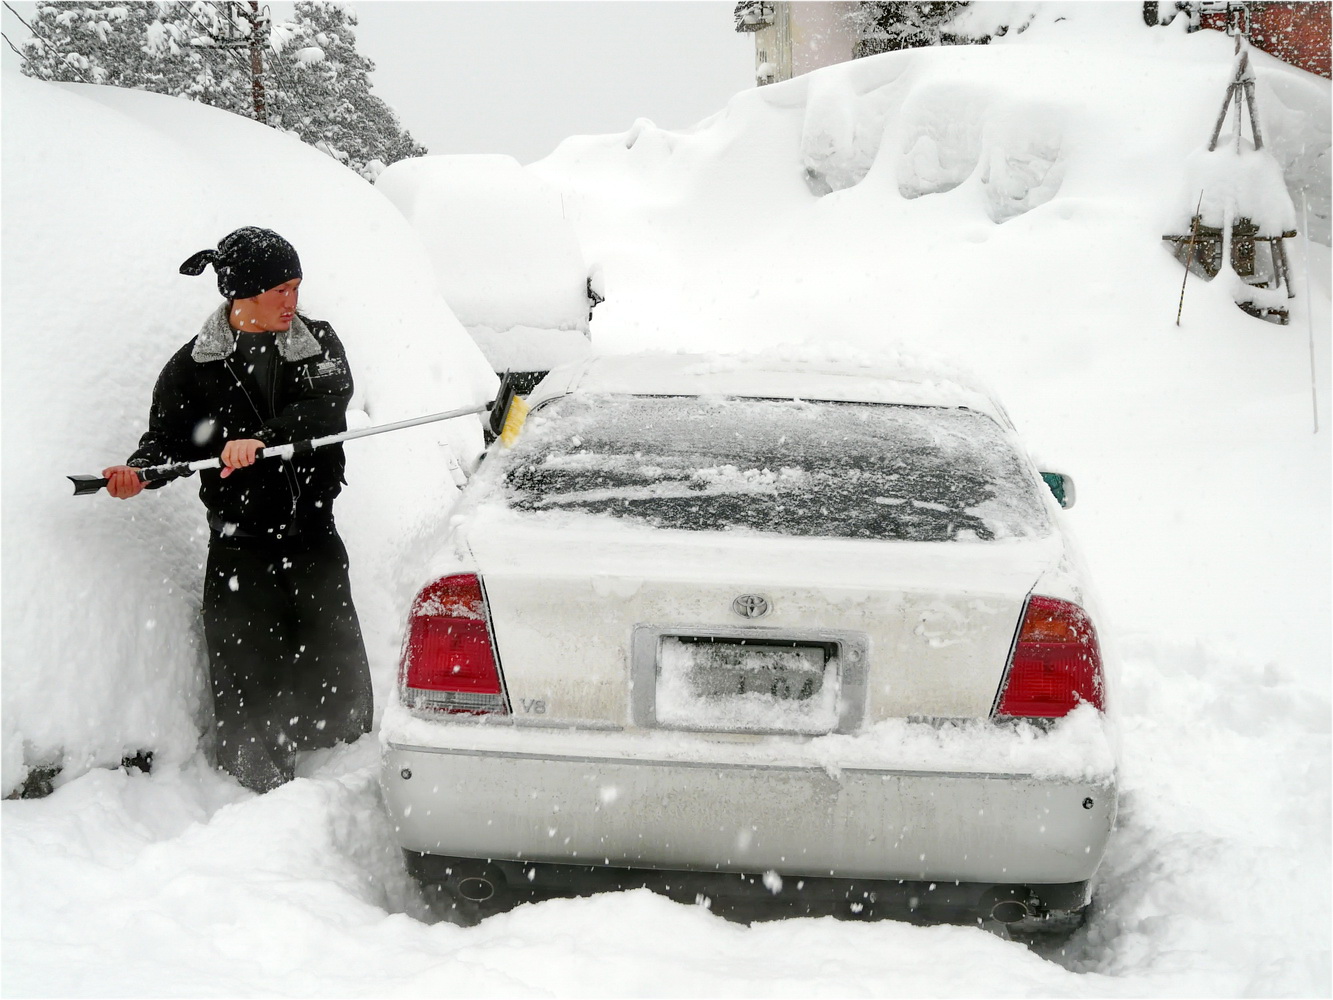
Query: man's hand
xmin=220 ymin=439 xmax=265 ymax=479
xmin=102 ymin=465 xmax=147 ymax=499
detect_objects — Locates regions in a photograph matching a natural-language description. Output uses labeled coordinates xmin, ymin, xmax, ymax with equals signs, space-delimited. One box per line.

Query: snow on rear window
xmin=499 ymin=395 xmax=1050 ymax=541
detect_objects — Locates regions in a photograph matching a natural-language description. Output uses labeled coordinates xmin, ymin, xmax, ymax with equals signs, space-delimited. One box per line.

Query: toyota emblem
xmin=732 ymin=594 xmax=770 ymax=619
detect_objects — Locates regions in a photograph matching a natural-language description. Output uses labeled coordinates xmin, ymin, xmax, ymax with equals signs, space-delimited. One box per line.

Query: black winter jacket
xmin=128 ymin=306 xmax=352 ymax=537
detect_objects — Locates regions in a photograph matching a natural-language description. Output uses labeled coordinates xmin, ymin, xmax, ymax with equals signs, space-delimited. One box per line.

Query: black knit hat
xmin=179 ymin=227 xmax=302 ymax=300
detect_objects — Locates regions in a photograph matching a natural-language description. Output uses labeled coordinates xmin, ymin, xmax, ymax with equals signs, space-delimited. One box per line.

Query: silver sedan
xmin=380 ymin=353 xmax=1117 ymax=931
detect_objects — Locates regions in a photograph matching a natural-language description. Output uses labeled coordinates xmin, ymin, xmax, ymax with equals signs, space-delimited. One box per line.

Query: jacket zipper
xmin=225 ymin=354 xmax=299 ymax=527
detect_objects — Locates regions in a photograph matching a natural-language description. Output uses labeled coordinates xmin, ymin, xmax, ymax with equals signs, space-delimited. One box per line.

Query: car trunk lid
xmin=465 ymin=509 xmax=1057 ymax=730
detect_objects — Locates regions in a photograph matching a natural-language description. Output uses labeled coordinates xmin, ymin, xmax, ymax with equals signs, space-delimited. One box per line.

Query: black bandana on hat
xmin=179 ymin=227 xmax=302 ymax=300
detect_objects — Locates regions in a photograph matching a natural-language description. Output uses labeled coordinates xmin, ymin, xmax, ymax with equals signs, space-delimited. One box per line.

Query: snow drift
xmin=0 ymin=66 xmax=497 ymax=794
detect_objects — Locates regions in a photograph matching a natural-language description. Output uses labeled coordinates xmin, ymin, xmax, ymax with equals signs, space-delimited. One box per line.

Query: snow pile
xmin=801 ymin=70 xmax=885 ymax=195
xmin=0 ymin=67 xmax=497 ymax=794
xmin=375 ymin=154 xmax=595 ymax=373
xmin=1175 ymin=141 xmax=1299 ymax=235
xmin=1173 ymin=133 xmax=1301 ymax=313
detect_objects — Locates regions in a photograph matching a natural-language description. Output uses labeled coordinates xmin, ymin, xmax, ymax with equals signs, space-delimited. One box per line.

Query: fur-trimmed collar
xmin=190 ymin=304 xmax=322 ymax=363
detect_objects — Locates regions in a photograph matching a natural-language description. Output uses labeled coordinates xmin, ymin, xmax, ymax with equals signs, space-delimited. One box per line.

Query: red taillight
xmin=994 ymin=595 xmax=1104 ymax=719
xmin=399 ymin=574 xmax=508 ymax=715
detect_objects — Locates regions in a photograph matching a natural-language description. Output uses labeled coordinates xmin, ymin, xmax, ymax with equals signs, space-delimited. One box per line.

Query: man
xmin=103 ymin=226 xmax=372 ymax=792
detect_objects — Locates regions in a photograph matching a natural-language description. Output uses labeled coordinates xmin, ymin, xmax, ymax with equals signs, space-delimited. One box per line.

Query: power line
xmin=3 ymin=1 xmax=97 ymax=85
xmin=174 ymin=0 xmax=279 ymax=121
xmin=175 ymin=0 xmax=254 ymax=80
xmin=1 ymin=30 xmax=27 ymax=62
xmin=164 ymin=0 xmax=258 ymax=116
xmin=3 ymin=2 xmax=41 ymax=38
xmin=267 ymin=43 xmax=325 ymax=123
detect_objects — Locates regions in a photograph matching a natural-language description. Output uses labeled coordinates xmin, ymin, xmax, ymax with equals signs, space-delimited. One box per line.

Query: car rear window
xmin=498 ymin=394 xmax=1051 ymax=542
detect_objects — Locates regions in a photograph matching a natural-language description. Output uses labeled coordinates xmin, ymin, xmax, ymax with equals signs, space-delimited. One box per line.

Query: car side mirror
xmin=1040 ymin=471 xmax=1076 ymax=509
xmin=587 ymin=264 xmax=606 ymax=309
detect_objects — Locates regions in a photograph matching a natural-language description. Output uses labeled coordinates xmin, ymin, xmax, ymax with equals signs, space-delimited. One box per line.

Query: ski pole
xmin=69 ymin=374 xmax=530 ymax=497
xmin=1176 ymin=190 xmax=1205 ymax=326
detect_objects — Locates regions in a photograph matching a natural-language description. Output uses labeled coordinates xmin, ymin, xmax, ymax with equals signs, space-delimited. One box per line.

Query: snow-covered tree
xmin=20 ymin=2 xmax=162 ymax=86
xmin=147 ymin=2 xmax=261 ymax=117
xmin=18 ymin=1 xmax=426 ymax=179
xmin=264 ymin=2 xmax=426 ymax=180
xmin=844 ymin=2 xmax=979 ymax=56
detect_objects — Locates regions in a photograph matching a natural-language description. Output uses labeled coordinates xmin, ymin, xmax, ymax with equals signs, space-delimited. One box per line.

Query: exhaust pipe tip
xmin=990 ymin=899 xmax=1031 ymax=924
xmin=458 ymin=876 xmax=496 ymax=902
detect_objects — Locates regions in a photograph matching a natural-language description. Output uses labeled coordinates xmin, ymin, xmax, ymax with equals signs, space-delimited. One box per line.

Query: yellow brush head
xmin=499 ymin=393 xmax=530 ymax=447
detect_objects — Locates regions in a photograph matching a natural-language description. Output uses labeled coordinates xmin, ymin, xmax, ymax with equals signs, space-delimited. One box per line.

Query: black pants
xmin=202 ymin=525 xmax=372 ymax=792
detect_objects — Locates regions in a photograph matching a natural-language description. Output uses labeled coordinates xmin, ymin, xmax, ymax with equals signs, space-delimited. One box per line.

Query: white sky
xmin=353 ymin=2 xmax=756 ymax=163
xmin=1 ymin=1 xmax=758 ymax=165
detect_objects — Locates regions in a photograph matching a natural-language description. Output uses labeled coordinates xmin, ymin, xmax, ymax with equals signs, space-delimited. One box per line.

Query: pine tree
xmin=20 ymin=2 xmax=161 ymax=86
xmin=265 ymin=2 xmax=427 ymax=179
xmin=149 ymin=2 xmax=256 ymax=117
xmin=18 ymin=1 xmax=426 ymax=180
xmin=844 ymin=2 xmax=980 ymax=57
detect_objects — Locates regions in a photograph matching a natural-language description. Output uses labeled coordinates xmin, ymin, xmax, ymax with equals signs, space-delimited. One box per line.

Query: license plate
xmin=681 ymin=642 xmax=825 ymax=699
xmin=655 ymin=637 xmax=839 ymax=734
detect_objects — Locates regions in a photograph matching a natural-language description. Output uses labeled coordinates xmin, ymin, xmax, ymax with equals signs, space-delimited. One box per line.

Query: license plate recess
xmin=654 ymin=635 xmax=841 ymax=735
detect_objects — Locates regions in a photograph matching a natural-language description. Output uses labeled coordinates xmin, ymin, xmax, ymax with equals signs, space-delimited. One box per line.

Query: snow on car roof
xmin=529 ymin=351 xmax=1008 ymax=422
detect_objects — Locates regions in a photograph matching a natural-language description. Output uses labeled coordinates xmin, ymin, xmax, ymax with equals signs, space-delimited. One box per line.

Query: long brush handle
xmin=69 ymin=400 xmax=494 ymax=496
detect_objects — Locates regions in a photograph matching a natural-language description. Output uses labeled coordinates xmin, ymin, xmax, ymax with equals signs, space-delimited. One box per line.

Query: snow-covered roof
xmin=375 ymin=154 xmax=591 ymax=334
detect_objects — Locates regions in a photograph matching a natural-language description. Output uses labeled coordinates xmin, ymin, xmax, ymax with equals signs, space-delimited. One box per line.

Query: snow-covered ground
xmin=3 ymin=4 xmax=1329 ymax=996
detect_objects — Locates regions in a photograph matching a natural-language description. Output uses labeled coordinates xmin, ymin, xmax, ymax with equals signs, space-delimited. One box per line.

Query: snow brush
xmin=68 ymin=372 xmax=531 ymax=497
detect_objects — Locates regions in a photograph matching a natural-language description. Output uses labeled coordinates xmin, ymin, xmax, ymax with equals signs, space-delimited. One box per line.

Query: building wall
xmin=751 ymin=3 xmax=791 ymax=85
xmin=747 ymin=2 xmax=1329 ymax=86
xmin=1200 ymin=2 xmax=1331 ymax=79
xmin=789 ymin=1 xmax=860 ymax=78
xmin=747 ymin=1 xmax=858 ymax=86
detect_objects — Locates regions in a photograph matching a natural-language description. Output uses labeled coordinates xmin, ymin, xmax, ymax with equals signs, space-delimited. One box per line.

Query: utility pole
xmin=242 ymin=1 xmax=268 ymax=123
xmin=191 ymin=2 xmax=269 ymax=123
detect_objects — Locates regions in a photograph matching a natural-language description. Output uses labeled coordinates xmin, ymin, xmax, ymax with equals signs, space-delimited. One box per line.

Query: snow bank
xmin=0 ymin=67 xmax=497 ymax=794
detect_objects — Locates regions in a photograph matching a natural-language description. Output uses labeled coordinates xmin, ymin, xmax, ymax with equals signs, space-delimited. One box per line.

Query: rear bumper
xmin=403 ymin=850 xmax=1092 ymax=924
xmin=382 ymin=738 xmax=1116 ymax=886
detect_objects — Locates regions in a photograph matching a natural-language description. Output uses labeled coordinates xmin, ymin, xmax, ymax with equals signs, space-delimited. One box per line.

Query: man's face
xmin=237 ymin=278 xmax=301 ymax=332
